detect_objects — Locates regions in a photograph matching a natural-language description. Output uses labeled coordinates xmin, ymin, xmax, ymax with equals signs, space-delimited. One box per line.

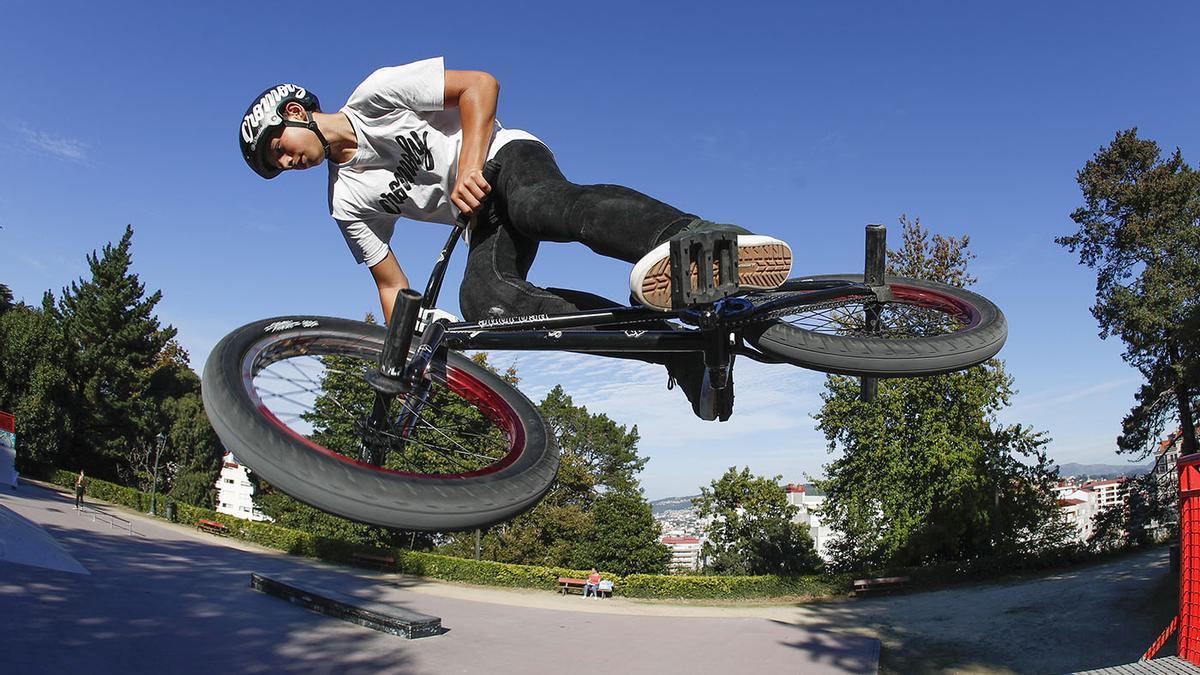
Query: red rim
xmin=887 ymin=283 xmax=983 ymax=330
xmin=255 ymin=363 xmax=527 ymax=479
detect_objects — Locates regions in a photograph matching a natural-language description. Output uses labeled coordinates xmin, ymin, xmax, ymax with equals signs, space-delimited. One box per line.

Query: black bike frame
xmin=400 ymin=218 xmax=876 ymax=359
xmin=362 ymin=214 xmax=887 ymax=453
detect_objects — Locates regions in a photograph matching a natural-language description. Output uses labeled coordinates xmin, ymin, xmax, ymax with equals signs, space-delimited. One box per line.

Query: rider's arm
xmin=369 ymin=251 xmax=410 ymax=324
xmin=444 ymin=69 xmax=498 ymax=217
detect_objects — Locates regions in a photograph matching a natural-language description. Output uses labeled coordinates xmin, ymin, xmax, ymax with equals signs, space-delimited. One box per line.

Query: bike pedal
xmin=668 ymin=232 xmax=741 ymax=309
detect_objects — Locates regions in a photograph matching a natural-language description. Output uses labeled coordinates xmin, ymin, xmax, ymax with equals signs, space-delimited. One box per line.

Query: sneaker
xmin=665 ymin=353 xmax=733 ymax=422
xmin=630 ymin=219 xmax=792 ymax=311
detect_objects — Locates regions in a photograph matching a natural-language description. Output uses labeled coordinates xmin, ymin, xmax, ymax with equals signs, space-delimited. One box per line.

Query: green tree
xmin=0 ymin=283 xmax=13 ymax=315
xmin=1087 ymin=473 xmax=1173 ymax=553
xmin=161 ymin=393 xmax=224 ymax=507
xmin=256 ymin=313 xmax=476 ymax=548
xmin=570 ymin=487 xmax=670 ymax=575
xmin=1057 ymin=129 xmax=1200 ymax=458
xmin=0 ymin=293 xmax=74 ymax=469
xmin=539 ymin=385 xmax=647 ymax=493
xmin=814 ymin=217 xmax=1069 ymax=571
xmin=440 ymin=382 xmax=660 ymax=570
xmin=58 ymin=225 xmax=176 ymax=481
xmin=694 ymin=466 xmax=822 ymax=576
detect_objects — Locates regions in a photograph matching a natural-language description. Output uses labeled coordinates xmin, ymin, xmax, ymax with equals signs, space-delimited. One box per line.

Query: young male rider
xmin=238 ymin=58 xmax=792 ymax=422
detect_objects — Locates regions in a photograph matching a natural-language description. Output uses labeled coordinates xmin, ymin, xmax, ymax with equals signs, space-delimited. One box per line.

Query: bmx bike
xmin=202 ymin=190 xmax=1006 ymax=532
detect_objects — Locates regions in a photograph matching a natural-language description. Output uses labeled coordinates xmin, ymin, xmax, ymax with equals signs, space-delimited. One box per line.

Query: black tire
xmin=743 ymin=275 xmax=1007 ymax=377
xmin=201 ymin=316 xmax=559 ymax=531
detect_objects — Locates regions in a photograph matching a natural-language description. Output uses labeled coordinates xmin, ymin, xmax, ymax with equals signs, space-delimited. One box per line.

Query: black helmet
xmin=239 ymin=84 xmax=327 ymax=179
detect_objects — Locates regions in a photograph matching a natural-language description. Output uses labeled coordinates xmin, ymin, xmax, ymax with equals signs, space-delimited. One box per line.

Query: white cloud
xmin=21 ymin=127 xmax=88 ymax=161
xmin=1005 ymin=376 xmax=1139 ymax=416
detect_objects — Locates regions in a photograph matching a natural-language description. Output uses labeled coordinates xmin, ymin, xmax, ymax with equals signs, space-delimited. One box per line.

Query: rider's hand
xmin=451 ymin=166 xmax=491 ymax=223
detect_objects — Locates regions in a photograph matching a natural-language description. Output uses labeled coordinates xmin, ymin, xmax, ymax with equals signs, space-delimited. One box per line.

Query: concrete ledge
xmin=249 ymin=572 xmax=442 ymax=639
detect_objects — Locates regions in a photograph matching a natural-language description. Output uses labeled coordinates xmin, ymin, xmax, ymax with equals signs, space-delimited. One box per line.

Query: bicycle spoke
xmin=252 ymin=349 xmax=514 ymax=475
xmin=774 ymin=296 xmax=966 ymax=338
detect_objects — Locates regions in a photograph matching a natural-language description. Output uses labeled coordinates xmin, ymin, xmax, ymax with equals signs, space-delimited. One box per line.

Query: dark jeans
xmin=459 ymin=141 xmax=694 ymax=321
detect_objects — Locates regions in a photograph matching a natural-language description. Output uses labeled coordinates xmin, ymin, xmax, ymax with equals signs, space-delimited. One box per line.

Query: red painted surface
xmin=1178 ymin=454 xmax=1200 ymax=664
xmin=0 ymin=411 xmax=13 ymax=433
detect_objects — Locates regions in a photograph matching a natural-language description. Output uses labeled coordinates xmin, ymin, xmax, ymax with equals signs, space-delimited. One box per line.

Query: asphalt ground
xmin=0 ymin=482 xmax=878 ymax=675
xmin=0 ymin=479 xmax=1182 ymax=674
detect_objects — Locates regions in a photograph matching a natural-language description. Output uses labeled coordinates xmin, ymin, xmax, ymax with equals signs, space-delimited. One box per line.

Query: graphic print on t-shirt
xmin=329 ymin=57 xmax=542 ymax=266
xmin=379 ymin=130 xmax=435 ymax=215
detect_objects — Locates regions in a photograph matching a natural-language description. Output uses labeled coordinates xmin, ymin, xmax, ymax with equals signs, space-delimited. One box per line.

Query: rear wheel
xmin=742 ymin=275 xmax=1007 ymax=377
xmin=201 ymin=316 xmax=558 ymax=531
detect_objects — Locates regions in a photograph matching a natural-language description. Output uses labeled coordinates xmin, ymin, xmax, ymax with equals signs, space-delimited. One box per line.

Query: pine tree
xmin=1057 ymin=129 xmax=1200 ymax=458
xmin=0 ymin=283 xmax=13 ymax=315
xmin=58 ymin=225 xmax=176 ymax=481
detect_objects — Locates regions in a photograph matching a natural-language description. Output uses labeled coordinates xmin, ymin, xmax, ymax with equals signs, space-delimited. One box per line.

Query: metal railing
xmin=78 ymin=505 xmax=135 ymax=535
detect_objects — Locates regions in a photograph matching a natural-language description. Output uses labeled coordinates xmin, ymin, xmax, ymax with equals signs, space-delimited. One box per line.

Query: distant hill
xmin=1056 ymin=462 xmax=1152 ymax=479
xmin=649 ymin=495 xmax=700 ymax=514
xmin=651 ymin=484 xmax=824 ymax=514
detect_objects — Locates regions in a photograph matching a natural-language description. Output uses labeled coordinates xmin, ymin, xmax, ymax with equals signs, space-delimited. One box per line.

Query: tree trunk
xmin=1177 ymin=380 xmax=1197 ymax=457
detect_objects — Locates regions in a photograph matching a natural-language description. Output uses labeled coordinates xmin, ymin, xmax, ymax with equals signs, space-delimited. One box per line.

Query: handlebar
xmin=454 ymin=158 xmax=503 ymax=228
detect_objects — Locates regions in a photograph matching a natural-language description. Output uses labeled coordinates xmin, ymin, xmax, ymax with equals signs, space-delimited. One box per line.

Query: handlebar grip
xmin=455 ymin=159 xmax=504 ymax=226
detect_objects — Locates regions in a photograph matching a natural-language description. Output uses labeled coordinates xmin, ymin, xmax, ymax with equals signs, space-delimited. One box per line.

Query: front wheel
xmin=201 ymin=316 xmax=559 ymax=531
xmin=742 ymin=275 xmax=1008 ymax=377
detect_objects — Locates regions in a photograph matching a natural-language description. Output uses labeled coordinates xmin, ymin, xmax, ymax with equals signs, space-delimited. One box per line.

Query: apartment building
xmin=1081 ymin=478 xmax=1127 ymax=511
xmin=1055 ymin=484 xmax=1098 ymax=542
xmin=214 ymin=452 xmax=271 ymax=522
xmin=661 ymin=535 xmax=702 ymax=572
xmin=786 ymin=483 xmax=833 ymax=562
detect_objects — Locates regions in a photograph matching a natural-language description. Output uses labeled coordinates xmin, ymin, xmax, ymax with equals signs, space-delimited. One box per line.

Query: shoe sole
xmin=631 ymin=235 xmax=792 ymax=311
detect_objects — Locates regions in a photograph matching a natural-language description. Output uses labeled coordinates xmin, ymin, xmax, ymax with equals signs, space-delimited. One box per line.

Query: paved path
xmin=0 ymin=482 xmax=878 ymax=674
xmin=0 ymin=479 xmax=1181 ymax=673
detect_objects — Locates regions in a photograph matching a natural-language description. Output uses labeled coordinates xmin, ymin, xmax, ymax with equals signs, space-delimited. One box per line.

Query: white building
xmin=786 ymin=484 xmax=833 ymax=562
xmin=661 ymin=536 xmax=702 ymax=572
xmin=1056 ymin=490 xmax=1098 ymax=542
xmin=1054 ymin=477 xmax=1132 ymax=543
xmin=215 ymin=452 xmax=271 ymax=522
xmin=1081 ymin=478 xmax=1127 ymax=511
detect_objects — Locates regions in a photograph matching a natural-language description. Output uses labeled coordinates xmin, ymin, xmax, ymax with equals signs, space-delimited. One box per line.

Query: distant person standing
xmin=74 ymin=470 xmax=86 ymax=510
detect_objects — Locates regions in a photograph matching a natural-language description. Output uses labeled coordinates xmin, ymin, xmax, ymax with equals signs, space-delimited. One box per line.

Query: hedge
xmin=44 ymin=470 xmax=845 ymax=600
xmin=619 ymin=573 xmax=845 ymax=599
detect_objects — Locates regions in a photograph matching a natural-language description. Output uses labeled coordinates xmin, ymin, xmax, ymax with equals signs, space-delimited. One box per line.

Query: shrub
xmin=620 ymin=573 xmax=844 ymax=599
xmin=44 ymin=469 xmax=845 ymax=600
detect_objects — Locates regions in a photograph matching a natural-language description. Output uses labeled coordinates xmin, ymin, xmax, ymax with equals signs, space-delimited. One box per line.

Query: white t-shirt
xmin=328 ymin=57 xmax=542 ymax=267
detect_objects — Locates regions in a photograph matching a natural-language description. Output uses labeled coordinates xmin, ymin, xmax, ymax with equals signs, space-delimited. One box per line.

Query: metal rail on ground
xmin=78 ymin=505 xmax=135 ymax=536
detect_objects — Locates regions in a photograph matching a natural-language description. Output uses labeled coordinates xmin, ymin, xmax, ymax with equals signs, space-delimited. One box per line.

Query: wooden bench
xmin=557 ymin=576 xmax=614 ymax=598
xmin=350 ymin=552 xmax=396 ymax=571
xmin=197 ymin=518 xmax=228 ymax=536
xmin=853 ymin=575 xmax=910 ymax=596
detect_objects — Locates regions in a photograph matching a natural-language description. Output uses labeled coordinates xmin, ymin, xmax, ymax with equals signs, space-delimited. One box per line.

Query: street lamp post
xmin=150 ymin=433 xmax=165 ymax=516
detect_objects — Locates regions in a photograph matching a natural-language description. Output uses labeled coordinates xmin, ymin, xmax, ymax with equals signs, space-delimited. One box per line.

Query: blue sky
xmin=2 ymin=1 xmax=1196 ymax=498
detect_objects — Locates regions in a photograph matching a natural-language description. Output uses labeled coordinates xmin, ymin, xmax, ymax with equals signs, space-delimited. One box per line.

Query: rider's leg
xmin=490 ymin=141 xmax=790 ymax=311
xmin=459 ymin=215 xmax=621 ymax=321
xmin=459 ymin=216 xmax=731 ymax=421
xmin=489 ymin=140 xmax=693 ymax=263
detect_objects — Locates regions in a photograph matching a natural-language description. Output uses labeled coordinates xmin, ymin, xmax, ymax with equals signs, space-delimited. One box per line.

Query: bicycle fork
xmin=361 ymin=287 xmax=450 ymax=465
